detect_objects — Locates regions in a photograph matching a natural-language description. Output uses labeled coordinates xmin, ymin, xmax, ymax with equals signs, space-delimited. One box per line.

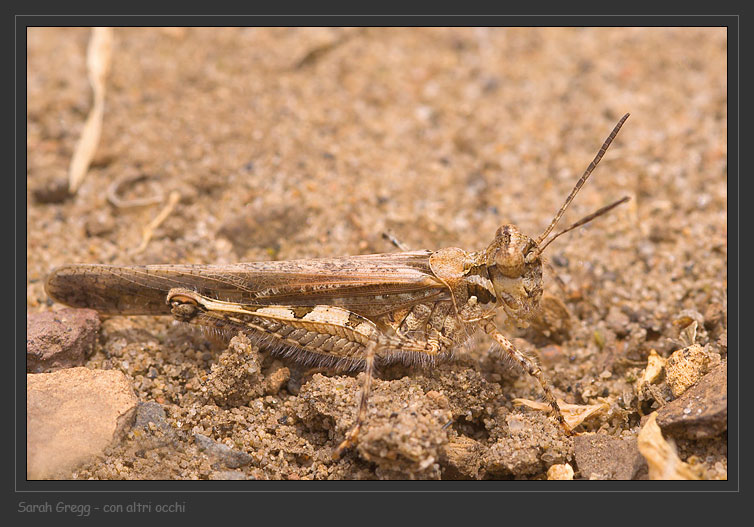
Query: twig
xmin=133 ymin=191 xmax=181 ymax=254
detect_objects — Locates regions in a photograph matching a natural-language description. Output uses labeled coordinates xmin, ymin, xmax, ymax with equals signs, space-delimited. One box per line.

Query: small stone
xmin=32 ymin=177 xmax=71 ymax=204
xmin=482 ymin=413 xmax=571 ymax=478
xmin=133 ymin=401 xmax=170 ymax=432
xmin=424 ymin=390 xmax=450 ymax=409
xmin=27 ymin=367 xmax=138 ymax=479
xmin=300 ymin=374 xmax=450 ymax=479
xmin=539 ymin=344 xmax=565 ymax=365
xmin=27 ymin=308 xmax=101 ymax=372
xmin=656 ymin=363 xmax=727 ymax=439
xmin=547 ymin=463 xmax=574 ymax=480
xmin=665 ymin=344 xmax=721 ymax=397
xmin=194 ymin=433 xmax=253 ymax=469
xmin=573 ymin=433 xmax=648 ymax=480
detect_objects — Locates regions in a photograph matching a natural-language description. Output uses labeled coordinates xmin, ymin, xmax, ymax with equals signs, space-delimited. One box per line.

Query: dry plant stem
xmin=133 ymin=191 xmax=181 ymax=255
xmin=68 ymin=27 xmax=113 ymax=194
xmin=107 ymin=174 xmax=165 ymax=208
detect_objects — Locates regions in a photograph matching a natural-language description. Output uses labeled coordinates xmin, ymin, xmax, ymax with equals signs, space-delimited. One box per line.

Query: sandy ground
xmin=26 ymin=27 xmax=727 ymax=480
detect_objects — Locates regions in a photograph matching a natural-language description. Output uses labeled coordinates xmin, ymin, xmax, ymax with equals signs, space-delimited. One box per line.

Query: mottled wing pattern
xmin=45 ymin=251 xmax=449 ymax=318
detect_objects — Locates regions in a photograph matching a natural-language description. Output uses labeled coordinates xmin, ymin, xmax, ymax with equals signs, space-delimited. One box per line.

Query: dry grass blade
xmin=106 ymin=174 xmax=165 ymax=209
xmin=68 ymin=27 xmax=113 ymax=193
xmin=513 ymin=398 xmax=607 ymax=430
xmin=637 ymin=412 xmax=702 ymax=480
xmin=133 ymin=191 xmax=182 ymax=255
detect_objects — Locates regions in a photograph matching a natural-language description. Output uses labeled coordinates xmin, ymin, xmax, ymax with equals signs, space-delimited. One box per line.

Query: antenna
xmin=535 ymin=113 xmax=630 ymax=246
xmin=533 ymin=196 xmax=630 ymax=257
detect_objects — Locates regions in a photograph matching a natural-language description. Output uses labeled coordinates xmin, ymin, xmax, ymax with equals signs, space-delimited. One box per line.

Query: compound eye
xmin=169 ymin=294 xmax=198 ymax=307
xmin=170 ymin=298 xmax=200 ymax=322
xmin=166 ymin=289 xmax=202 ymax=321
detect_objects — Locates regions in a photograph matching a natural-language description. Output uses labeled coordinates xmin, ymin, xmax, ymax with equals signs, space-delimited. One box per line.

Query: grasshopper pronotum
xmin=46 ymin=114 xmax=630 ymax=458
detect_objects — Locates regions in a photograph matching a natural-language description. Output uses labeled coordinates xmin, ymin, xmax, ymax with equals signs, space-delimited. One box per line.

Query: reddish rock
xmin=27 ymin=308 xmax=100 ymax=372
xmin=657 ymin=363 xmax=727 ymax=439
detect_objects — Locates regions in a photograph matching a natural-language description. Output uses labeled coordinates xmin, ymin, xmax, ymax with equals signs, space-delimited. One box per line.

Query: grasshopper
xmin=45 ymin=114 xmax=630 ymax=458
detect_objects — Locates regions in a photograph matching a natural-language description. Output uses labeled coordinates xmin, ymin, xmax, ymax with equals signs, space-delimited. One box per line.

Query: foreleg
xmin=484 ymin=321 xmax=570 ymax=434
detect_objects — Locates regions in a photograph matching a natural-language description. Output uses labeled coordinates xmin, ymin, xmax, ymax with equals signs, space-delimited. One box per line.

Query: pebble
xmin=656 ymin=363 xmax=726 ymax=439
xmin=133 ymin=401 xmax=170 ymax=432
xmin=32 ymin=177 xmax=71 ymax=204
xmin=194 ymin=433 xmax=253 ymax=469
xmin=665 ymin=344 xmax=721 ymax=397
xmin=547 ymin=463 xmax=574 ymax=480
xmin=27 ymin=367 xmax=138 ymax=479
xmin=27 ymin=308 xmax=101 ymax=372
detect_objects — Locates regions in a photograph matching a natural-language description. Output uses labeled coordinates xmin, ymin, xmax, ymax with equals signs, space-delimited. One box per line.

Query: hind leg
xmin=333 ymin=339 xmax=379 ymax=459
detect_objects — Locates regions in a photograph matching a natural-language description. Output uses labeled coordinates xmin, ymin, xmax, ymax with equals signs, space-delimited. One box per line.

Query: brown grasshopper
xmin=45 ymin=113 xmax=630 ymax=458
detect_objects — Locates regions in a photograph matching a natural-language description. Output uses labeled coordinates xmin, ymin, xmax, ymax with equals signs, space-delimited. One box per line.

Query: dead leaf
xmin=513 ymin=398 xmax=608 ymax=430
xmin=637 ymin=412 xmax=702 ymax=480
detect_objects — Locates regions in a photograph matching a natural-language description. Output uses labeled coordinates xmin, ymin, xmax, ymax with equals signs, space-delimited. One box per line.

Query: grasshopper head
xmin=475 ymin=114 xmax=632 ymax=326
xmin=484 ymin=225 xmax=543 ymax=323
